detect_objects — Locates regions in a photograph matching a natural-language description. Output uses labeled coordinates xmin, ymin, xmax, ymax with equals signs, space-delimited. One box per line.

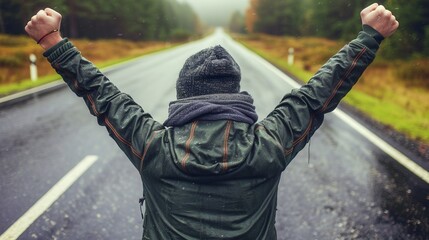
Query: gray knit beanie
xmin=176 ymin=45 xmax=241 ymax=99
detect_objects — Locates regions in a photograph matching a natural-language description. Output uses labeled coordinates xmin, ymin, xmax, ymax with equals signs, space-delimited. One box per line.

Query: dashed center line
xmin=0 ymin=155 xmax=98 ymax=240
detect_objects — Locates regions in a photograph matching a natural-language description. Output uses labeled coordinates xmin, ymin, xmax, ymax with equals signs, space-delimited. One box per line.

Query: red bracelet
xmin=37 ymin=29 xmax=59 ymax=44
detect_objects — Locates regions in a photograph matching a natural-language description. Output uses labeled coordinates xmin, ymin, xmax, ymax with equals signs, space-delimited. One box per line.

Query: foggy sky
xmin=178 ymin=0 xmax=250 ymax=27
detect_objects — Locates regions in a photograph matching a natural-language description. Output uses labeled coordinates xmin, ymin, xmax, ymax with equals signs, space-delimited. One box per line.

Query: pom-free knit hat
xmin=176 ymin=45 xmax=241 ymax=99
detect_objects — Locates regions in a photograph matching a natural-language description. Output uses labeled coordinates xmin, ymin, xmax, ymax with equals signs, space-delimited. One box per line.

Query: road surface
xmin=1 ymin=29 xmax=428 ymax=240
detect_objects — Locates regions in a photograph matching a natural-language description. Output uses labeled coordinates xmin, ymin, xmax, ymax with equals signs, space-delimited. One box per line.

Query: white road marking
xmin=226 ymin=36 xmax=429 ymax=184
xmin=0 ymin=155 xmax=98 ymax=240
xmin=0 ymin=81 xmax=64 ymax=105
xmin=333 ymin=110 xmax=429 ymax=184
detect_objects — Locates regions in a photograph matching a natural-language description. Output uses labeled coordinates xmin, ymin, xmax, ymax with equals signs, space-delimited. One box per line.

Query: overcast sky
xmin=177 ymin=0 xmax=250 ymax=27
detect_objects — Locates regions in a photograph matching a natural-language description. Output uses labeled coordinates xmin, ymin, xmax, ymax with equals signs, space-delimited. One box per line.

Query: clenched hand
xmin=25 ymin=8 xmax=63 ymax=50
xmin=361 ymin=3 xmax=399 ymax=38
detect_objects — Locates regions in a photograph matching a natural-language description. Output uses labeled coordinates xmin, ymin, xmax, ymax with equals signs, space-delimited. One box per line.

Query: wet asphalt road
xmin=1 ymin=29 xmax=428 ymax=240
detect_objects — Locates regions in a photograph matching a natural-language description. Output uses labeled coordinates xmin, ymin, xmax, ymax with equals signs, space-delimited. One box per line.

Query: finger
xmin=376 ymin=5 xmax=386 ymax=14
xmin=45 ymin=8 xmax=60 ymax=18
xmin=25 ymin=22 xmax=31 ymax=30
xmin=45 ymin=8 xmax=53 ymax=16
xmin=361 ymin=3 xmax=379 ymax=16
xmin=384 ymin=10 xmax=392 ymax=18
xmin=36 ymin=9 xmax=46 ymax=18
xmin=393 ymin=20 xmax=399 ymax=29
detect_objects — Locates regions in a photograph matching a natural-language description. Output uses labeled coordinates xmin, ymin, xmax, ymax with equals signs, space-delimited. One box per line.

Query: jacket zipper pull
xmin=139 ymin=197 xmax=145 ymax=220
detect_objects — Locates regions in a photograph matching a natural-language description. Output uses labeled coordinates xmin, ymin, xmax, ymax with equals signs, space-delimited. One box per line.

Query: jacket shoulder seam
xmin=104 ymin=117 xmax=143 ymax=160
xmin=180 ymin=121 xmax=199 ymax=172
xmin=222 ymin=120 xmax=233 ymax=172
xmin=140 ymin=130 xmax=162 ymax=172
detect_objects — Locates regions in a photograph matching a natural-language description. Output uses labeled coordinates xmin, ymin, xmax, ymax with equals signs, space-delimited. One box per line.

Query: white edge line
xmin=0 ymin=81 xmax=64 ymax=105
xmin=0 ymin=155 xmax=99 ymax=240
xmin=227 ymin=37 xmax=429 ymax=184
xmin=333 ymin=109 xmax=429 ymax=184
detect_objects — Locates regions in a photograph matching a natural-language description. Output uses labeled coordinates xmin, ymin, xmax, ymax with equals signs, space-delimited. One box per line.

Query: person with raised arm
xmin=25 ymin=3 xmax=398 ymax=239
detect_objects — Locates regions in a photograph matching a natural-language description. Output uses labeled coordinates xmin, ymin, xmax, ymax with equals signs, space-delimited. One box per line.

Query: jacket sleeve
xmin=260 ymin=31 xmax=380 ymax=163
xmin=43 ymin=39 xmax=164 ymax=170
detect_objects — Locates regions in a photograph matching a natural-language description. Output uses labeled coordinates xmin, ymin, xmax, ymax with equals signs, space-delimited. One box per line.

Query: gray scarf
xmin=164 ymin=92 xmax=258 ymax=127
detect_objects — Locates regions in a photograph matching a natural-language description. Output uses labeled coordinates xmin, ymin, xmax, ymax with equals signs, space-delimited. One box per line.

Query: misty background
xmin=178 ymin=0 xmax=249 ymax=27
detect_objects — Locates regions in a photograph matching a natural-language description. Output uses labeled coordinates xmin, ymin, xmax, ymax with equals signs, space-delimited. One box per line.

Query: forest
xmin=2 ymin=0 xmax=428 ymax=59
xmin=233 ymin=0 xmax=429 ymax=59
xmin=0 ymin=0 xmax=201 ymax=41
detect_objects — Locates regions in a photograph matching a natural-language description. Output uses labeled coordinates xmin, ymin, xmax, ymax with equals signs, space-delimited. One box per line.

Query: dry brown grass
xmin=0 ymin=34 xmax=173 ymax=86
xmin=244 ymin=34 xmax=342 ymax=72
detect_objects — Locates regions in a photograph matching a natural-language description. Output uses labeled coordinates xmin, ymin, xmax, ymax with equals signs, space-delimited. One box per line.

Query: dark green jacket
xmin=44 ymin=31 xmax=379 ymax=239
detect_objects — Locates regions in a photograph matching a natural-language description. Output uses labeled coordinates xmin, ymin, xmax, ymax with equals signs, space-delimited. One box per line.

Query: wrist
xmin=39 ymin=32 xmax=63 ymax=50
xmin=362 ymin=24 xmax=384 ymax=44
xmin=43 ymin=38 xmax=72 ymax=62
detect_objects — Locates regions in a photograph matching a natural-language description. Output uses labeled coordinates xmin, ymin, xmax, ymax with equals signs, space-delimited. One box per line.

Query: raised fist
xmin=25 ymin=8 xmax=63 ymax=49
xmin=360 ymin=3 xmax=399 ymax=38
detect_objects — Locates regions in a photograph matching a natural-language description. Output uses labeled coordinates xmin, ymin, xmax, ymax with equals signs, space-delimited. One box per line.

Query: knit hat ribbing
xmin=176 ymin=45 xmax=241 ymax=99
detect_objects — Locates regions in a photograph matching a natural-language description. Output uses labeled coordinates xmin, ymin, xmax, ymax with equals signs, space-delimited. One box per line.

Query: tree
xmin=308 ymin=0 xmax=372 ymax=39
xmin=383 ymin=0 xmax=429 ymax=58
xmin=245 ymin=0 xmax=258 ymax=33
xmin=229 ymin=11 xmax=246 ymax=33
xmin=0 ymin=6 xmax=4 ymax=33
xmin=0 ymin=0 xmax=63 ymax=34
xmin=0 ymin=0 xmax=200 ymax=41
xmin=253 ymin=0 xmax=303 ymax=36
